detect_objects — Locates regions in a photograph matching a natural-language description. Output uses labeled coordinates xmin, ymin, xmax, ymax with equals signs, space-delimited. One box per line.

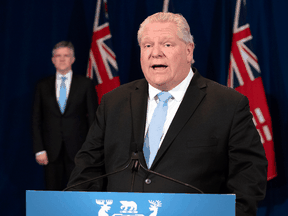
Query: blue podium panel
xmin=26 ymin=191 xmax=235 ymax=216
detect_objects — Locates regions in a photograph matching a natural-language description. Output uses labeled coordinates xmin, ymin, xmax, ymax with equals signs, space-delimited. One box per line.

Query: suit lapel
xmin=130 ymin=79 xmax=149 ymax=165
xmin=151 ymin=70 xmax=207 ymax=169
xmin=63 ymin=74 xmax=77 ymax=114
xmin=49 ymin=75 xmax=62 ymax=113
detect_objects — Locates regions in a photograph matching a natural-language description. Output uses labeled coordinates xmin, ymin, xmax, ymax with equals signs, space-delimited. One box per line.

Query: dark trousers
xmin=44 ymin=144 xmax=75 ymax=190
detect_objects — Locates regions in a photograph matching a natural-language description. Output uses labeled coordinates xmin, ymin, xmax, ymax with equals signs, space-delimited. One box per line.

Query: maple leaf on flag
xmin=228 ymin=0 xmax=276 ymax=180
xmin=87 ymin=0 xmax=120 ymax=103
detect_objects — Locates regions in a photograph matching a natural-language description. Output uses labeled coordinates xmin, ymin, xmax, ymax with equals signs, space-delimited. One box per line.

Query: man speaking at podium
xmin=67 ymin=12 xmax=268 ymax=216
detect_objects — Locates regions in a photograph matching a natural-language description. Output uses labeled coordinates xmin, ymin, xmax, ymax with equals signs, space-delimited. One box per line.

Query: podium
xmin=26 ymin=191 xmax=235 ymax=216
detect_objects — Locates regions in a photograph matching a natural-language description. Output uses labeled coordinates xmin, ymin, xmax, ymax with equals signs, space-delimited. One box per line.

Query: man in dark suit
xmin=67 ymin=13 xmax=267 ymax=215
xmin=32 ymin=41 xmax=98 ymax=190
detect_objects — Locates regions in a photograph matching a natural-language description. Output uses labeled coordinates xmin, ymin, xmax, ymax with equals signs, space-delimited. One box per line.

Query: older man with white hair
xmin=68 ymin=12 xmax=267 ymax=216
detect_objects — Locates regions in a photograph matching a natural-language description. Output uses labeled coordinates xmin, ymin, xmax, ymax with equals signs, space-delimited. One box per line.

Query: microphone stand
xmin=64 ymin=152 xmax=204 ymax=194
xmin=63 ymin=157 xmax=134 ymax=191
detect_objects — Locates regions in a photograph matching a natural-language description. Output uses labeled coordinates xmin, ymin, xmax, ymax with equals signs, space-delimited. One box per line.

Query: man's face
xmin=140 ymin=21 xmax=194 ymax=91
xmin=52 ymin=47 xmax=75 ymax=75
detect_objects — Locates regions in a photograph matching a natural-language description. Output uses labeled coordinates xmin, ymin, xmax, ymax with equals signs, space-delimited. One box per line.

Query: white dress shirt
xmin=145 ymin=68 xmax=194 ymax=148
xmin=56 ymin=70 xmax=72 ymax=100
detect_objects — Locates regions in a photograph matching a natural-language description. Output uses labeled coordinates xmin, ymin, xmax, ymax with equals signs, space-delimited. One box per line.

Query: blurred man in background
xmin=32 ymin=41 xmax=98 ymax=190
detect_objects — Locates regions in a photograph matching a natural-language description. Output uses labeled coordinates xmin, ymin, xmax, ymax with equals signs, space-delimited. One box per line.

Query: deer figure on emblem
xmin=96 ymin=199 xmax=113 ymax=216
xmin=148 ymin=200 xmax=162 ymax=216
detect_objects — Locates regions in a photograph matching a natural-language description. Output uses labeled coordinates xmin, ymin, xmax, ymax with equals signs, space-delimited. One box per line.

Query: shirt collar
xmin=56 ymin=70 xmax=72 ymax=80
xmin=148 ymin=68 xmax=194 ymax=102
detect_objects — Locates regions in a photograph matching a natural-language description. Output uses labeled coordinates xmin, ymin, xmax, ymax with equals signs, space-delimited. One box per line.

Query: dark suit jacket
xmin=32 ymin=74 xmax=98 ymax=162
xmin=68 ymin=69 xmax=267 ymax=216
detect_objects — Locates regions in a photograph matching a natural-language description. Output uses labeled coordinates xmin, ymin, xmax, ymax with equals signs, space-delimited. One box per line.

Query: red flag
xmin=87 ymin=0 xmax=120 ymax=104
xmin=228 ymin=0 xmax=276 ymax=180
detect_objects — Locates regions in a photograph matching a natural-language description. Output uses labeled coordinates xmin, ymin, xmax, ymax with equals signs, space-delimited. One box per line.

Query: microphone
xmin=64 ymin=151 xmax=204 ymax=194
xmin=130 ymin=152 xmax=140 ymax=192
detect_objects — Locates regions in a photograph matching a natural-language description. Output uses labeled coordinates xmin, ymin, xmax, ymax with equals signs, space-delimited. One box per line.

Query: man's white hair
xmin=137 ymin=12 xmax=194 ymax=45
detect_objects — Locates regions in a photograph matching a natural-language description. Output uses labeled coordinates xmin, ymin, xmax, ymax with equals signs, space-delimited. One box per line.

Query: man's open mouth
xmin=151 ymin=64 xmax=168 ymax=69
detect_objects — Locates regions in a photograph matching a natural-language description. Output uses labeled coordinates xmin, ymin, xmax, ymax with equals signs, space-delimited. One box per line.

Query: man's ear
xmin=186 ymin=42 xmax=194 ymax=63
xmin=71 ymin=57 xmax=75 ymax=64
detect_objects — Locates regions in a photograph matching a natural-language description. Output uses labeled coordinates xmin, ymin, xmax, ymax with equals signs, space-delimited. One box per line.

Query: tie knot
xmin=61 ymin=77 xmax=67 ymax=82
xmin=157 ymin=91 xmax=171 ymax=103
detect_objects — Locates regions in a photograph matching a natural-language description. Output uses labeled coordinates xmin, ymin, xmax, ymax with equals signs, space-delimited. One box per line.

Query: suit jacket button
xmin=145 ymin=179 xmax=151 ymax=185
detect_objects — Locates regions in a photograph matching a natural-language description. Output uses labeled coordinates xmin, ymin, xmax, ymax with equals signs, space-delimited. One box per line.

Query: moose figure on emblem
xmin=148 ymin=200 xmax=162 ymax=216
xmin=96 ymin=199 xmax=113 ymax=216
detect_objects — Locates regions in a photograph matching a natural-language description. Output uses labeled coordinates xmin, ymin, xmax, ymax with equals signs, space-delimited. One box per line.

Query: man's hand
xmin=36 ymin=152 xmax=49 ymax=165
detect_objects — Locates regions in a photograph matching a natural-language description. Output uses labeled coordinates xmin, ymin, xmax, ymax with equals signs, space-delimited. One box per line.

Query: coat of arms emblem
xmin=96 ymin=199 xmax=162 ymax=216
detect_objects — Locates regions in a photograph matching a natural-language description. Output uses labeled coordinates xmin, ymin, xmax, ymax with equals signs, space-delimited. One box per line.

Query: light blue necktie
xmin=58 ymin=76 xmax=67 ymax=113
xmin=144 ymin=91 xmax=172 ymax=168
